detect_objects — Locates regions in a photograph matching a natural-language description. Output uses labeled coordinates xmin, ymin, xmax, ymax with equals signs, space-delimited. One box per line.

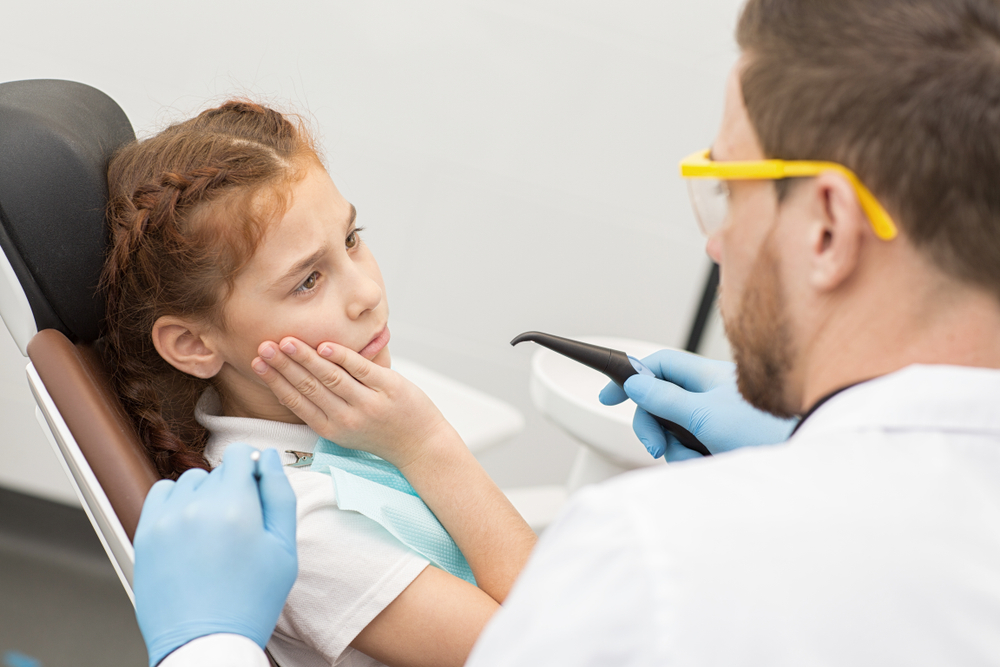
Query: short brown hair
xmin=737 ymin=0 xmax=1000 ymax=295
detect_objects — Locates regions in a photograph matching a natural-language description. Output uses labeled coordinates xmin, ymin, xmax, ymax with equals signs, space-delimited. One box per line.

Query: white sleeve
xmin=466 ymin=485 xmax=658 ymax=667
xmin=160 ymin=634 xmax=269 ymax=667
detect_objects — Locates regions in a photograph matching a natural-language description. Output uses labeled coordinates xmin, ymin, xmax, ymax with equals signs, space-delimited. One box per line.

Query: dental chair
xmin=0 ymin=78 xmax=155 ymax=603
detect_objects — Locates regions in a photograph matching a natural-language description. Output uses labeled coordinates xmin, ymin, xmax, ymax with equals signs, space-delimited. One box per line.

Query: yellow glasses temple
xmin=678 ymin=150 xmax=898 ymax=241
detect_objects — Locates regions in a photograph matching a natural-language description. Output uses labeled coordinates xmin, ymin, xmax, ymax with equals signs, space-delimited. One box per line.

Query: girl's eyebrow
xmin=274 ymin=204 xmax=357 ymax=288
xmin=277 ymin=245 xmax=329 ymax=288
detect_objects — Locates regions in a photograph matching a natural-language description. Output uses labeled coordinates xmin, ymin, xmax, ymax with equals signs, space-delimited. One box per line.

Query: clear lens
xmin=686 ymin=178 xmax=729 ymax=236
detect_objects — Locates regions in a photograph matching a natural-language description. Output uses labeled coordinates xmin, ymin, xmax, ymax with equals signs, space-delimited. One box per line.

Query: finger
xmin=253 ymin=343 xmax=339 ymax=427
xmin=218 ymin=443 xmax=257 ymax=481
xmin=598 ymin=380 xmax=628 ymax=406
xmin=168 ymin=467 xmax=210 ymax=506
xmin=257 ymin=448 xmax=297 ymax=550
xmin=624 ymin=374 xmax=699 ymax=432
xmin=211 ymin=443 xmax=263 ymax=502
xmin=632 ymin=407 xmax=668 ymax=458
xmin=663 ymin=438 xmax=705 ymax=462
xmin=315 ymin=341 xmax=389 ymax=392
xmin=265 ymin=338 xmax=364 ymax=406
xmin=277 ymin=337 xmax=372 ymax=406
xmin=637 ymin=349 xmax=726 ymax=393
xmin=631 ymin=407 xmax=703 ymax=462
xmin=135 ymin=478 xmax=175 ymax=538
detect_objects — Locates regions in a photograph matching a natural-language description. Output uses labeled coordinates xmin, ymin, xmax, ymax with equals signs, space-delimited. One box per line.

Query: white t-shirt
xmin=468 ymin=364 xmax=1000 ymax=666
xmin=196 ymin=391 xmax=429 ymax=667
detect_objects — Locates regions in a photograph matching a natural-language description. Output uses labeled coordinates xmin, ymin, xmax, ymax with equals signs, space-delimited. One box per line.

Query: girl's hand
xmin=255 ymin=337 xmax=537 ymax=606
xmin=252 ymin=337 xmax=453 ymax=468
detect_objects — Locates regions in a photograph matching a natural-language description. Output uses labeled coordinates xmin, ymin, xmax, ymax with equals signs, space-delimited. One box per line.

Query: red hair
xmin=101 ymin=100 xmax=320 ymax=479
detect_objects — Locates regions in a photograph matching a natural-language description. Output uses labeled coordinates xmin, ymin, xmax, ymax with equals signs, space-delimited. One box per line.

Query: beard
xmin=721 ymin=236 xmax=796 ymax=419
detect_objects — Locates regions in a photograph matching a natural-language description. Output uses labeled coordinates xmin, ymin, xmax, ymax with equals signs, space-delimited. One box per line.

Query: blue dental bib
xmin=308 ymin=438 xmax=476 ymax=585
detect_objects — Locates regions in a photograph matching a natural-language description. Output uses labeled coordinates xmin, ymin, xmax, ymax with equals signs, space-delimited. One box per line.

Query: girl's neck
xmin=215 ymin=366 xmax=306 ymax=423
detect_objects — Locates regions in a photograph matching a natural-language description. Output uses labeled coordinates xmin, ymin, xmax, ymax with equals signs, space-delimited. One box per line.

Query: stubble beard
xmin=721 ymin=237 xmax=796 ymax=419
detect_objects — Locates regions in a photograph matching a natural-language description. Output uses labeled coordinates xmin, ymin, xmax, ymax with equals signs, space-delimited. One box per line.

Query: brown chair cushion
xmin=27 ymin=328 xmax=160 ymax=541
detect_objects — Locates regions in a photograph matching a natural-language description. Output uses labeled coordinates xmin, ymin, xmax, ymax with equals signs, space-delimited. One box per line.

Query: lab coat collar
xmin=790 ymin=380 xmax=864 ymax=436
xmin=790 ymin=364 xmax=1000 ymax=442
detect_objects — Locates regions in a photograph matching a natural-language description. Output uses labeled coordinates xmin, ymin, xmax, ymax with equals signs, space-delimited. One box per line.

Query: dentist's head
xmin=697 ymin=0 xmax=1000 ymax=416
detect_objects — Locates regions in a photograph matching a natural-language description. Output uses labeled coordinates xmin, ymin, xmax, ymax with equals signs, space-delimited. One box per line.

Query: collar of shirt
xmin=790 ymin=363 xmax=1000 ymax=443
xmin=195 ymin=388 xmax=318 ymax=468
xmin=790 ymin=381 xmax=865 ymax=437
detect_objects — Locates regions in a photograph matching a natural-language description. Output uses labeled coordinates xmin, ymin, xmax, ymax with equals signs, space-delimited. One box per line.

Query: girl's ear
xmin=152 ymin=316 xmax=225 ymax=379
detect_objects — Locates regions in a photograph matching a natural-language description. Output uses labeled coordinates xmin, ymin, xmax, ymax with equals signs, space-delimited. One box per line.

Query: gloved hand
xmin=599 ymin=349 xmax=797 ymax=461
xmin=133 ymin=443 xmax=298 ymax=667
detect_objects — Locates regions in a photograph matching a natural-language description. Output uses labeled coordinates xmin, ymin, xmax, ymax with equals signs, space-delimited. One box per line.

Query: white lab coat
xmin=467 ymin=364 xmax=1000 ymax=666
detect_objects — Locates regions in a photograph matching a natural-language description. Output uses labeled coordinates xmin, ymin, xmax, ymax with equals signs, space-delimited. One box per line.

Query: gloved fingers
xmin=632 ymin=407 xmax=669 ymax=459
xmin=165 ymin=467 xmax=210 ymax=507
xmin=257 ymin=448 xmax=298 ymax=550
xmin=135 ymin=478 xmax=176 ymax=539
xmin=624 ymin=374 xmax=698 ymax=432
xmin=638 ymin=348 xmax=728 ymax=393
xmin=214 ymin=443 xmax=262 ymax=499
xmin=663 ymin=438 xmax=706 ymax=462
xmin=598 ymin=380 xmax=628 ymax=406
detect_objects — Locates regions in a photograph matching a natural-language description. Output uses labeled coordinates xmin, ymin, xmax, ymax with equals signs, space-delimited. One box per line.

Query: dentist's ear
xmin=806 ymin=170 xmax=869 ymax=293
xmin=152 ymin=316 xmax=225 ymax=379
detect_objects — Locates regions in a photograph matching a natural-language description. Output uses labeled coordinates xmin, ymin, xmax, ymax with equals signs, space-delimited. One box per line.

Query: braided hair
xmin=101 ymin=101 xmax=319 ymax=479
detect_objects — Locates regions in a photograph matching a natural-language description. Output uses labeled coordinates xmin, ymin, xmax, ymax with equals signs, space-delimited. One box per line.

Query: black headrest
xmin=0 ymin=79 xmax=135 ymax=342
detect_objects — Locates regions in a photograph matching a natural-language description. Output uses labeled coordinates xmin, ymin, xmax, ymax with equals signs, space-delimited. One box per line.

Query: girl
xmin=101 ymin=100 xmax=536 ymax=667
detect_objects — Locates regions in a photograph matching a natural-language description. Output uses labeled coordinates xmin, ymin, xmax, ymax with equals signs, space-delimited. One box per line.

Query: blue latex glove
xmin=599 ymin=349 xmax=797 ymax=461
xmin=133 ymin=444 xmax=298 ymax=667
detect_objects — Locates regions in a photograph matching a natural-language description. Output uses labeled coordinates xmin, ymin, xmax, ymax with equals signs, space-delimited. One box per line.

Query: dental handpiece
xmin=511 ymin=331 xmax=712 ymax=458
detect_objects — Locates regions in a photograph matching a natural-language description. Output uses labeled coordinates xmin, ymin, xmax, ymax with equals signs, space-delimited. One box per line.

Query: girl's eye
xmin=346 ymin=227 xmax=365 ymax=250
xmin=297 ymin=271 xmax=320 ymax=293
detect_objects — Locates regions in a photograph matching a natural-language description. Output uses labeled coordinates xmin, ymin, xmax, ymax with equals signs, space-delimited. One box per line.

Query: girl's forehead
xmin=240 ymin=166 xmax=353 ymax=286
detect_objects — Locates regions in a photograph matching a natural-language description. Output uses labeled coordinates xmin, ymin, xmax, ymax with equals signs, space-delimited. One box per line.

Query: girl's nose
xmin=345 ymin=264 xmax=383 ymax=320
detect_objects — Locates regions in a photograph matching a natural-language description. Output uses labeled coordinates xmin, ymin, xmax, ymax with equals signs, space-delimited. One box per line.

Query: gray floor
xmin=0 ymin=488 xmax=146 ymax=667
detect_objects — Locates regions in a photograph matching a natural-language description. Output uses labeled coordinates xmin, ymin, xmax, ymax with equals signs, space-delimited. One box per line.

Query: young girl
xmin=101 ymin=100 xmax=536 ymax=667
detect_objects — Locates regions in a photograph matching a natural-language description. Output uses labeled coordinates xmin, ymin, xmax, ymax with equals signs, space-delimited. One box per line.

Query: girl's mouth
xmin=360 ymin=326 xmax=390 ymax=359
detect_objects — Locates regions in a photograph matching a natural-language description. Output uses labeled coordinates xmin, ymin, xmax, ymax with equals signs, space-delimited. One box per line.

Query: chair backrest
xmin=0 ymin=79 xmax=134 ymax=350
xmin=0 ymin=79 xmax=159 ymax=599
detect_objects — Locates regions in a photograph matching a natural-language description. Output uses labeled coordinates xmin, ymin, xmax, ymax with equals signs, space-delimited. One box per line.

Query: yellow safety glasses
xmin=679 ymin=149 xmax=898 ymax=241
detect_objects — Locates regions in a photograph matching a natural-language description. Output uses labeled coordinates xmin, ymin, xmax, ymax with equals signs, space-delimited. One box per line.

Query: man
xmin=467 ymin=0 xmax=1000 ymax=663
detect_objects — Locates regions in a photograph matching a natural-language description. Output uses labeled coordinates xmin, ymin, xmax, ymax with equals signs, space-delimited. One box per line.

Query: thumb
xmin=624 ymin=374 xmax=699 ymax=432
xmin=257 ymin=448 xmax=297 ymax=550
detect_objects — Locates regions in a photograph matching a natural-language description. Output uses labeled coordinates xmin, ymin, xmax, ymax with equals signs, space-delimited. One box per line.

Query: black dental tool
xmin=510 ymin=331 xmax=712 ymax=457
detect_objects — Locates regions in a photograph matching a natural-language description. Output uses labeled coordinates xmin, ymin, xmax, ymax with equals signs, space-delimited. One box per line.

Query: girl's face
xmin=212 ymin=163 xmax=390 ymax=421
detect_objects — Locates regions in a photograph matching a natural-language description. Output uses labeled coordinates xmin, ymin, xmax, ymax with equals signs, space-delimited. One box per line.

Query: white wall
xmin=0 ymin=1 xmax=740 ymax=500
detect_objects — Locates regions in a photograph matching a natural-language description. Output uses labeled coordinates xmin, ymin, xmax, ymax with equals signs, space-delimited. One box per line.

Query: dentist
xmin=467 ymin=0 xmax=1000 ymax=663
